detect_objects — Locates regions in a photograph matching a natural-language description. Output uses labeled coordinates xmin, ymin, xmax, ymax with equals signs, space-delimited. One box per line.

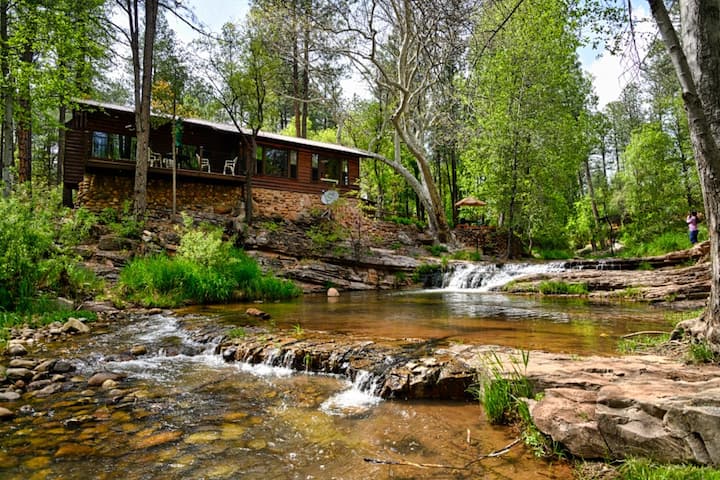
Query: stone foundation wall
xmin=77 ymin=174 xmax=245 ymax=215
xmin=78 ymin=174 xmax=422 ymax=247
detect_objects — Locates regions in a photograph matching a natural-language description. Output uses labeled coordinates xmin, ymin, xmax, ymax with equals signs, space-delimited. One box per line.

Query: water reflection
xmin=199 ymin=290 xmax=672 ymax=356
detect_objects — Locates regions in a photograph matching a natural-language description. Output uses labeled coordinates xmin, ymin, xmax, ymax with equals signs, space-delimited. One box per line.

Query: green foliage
xmin=450 ymin=250 xmax=483 ymax=262
xmin=98 ymin=202 xmax=144 ymax=239
xmin=426 ymin=244 xmax=448 ymax=256
xmin=0 ymin=186 xmax=100 ymax=311
xmin=469 ymin=350 xmax=533 ymax=425
xmin=119 ymin=225 xmax=301 ymax=306
xmin=306 ymin=221 xmax=346 ymax=251
xmin=463 ymin=0 xmax=590 ymax=252
xmin=227 ymin=327 xmax=246 ymax=339
xmin=617 ymin=333 xmax=670 ymax=354
xmin=620 ymin=231 xmax=694 ymax=257
xmin=412 ymin=263 xmax=442 ymax=283
xmin=538 ymin=281 xmax=588 ymax=295
xmin=533 ymin=248 xmax=573 ymax=260
xmin=619 ymin=123 xmax=696 ymax=243
xmin=617 ymin=458 xmax=720 ymax=480
xmin=688 ymin=341 xmax=716 ymax=364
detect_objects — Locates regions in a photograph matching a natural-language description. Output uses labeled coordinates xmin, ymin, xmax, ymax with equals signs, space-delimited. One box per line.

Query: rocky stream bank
xmin=2 ymin=218 xmax=718 ymax=471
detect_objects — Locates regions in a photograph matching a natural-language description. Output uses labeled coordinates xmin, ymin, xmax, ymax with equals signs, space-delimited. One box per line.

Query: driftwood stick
xmin=622 ymin=330 xmax=669 ymax=339
xmin=363 ymin=437 xmax=522 ymax=470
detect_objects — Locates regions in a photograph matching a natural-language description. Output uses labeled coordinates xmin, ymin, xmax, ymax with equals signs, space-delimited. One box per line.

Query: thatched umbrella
xmin=455 ymin=196 xmax=487 ymax=208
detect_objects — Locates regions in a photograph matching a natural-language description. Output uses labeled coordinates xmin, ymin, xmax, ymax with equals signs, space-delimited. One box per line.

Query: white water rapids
xmin=440 ymin=261 xmax=567 ymax=291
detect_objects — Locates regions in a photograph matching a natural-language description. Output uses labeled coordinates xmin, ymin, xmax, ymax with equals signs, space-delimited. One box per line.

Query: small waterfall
xmin=441 ymin=261 xmax=567 ymax=291
xmin=320 ymin=369 xmax=382 ymax=416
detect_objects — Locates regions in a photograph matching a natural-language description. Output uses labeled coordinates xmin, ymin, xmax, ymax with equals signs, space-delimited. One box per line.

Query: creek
xmin=0 ymin=262 xmax=676 ymax=479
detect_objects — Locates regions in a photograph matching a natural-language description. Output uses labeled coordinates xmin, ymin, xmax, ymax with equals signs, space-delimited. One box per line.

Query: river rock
xmin=246 ymin=308 xmax=270 ymax=320
xmin=87 ymin=372 xmax=125 ymax=387
xmin=8 ymin=358 xmax=37 ymax=369
xmin=130 ymin=345 xmax=148 ymax=356
xmin=5 ymin=342 xmax=27 ymax=357
xmin=51 ymin=360 xmax=75 ymax=374
xmin=61 ymin=318 xmax=91 ymax=334
xmin=0 ymin=407 xmax=14 ymax=419
xmin=0 ymin=391 xmax=20 ymax=401
xmin=5 ymin=368 xmax=33 ymax=381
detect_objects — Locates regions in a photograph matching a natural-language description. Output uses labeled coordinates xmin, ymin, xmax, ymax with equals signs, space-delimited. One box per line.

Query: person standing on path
xmin=687 ymin=211 xmax=699 ymax=244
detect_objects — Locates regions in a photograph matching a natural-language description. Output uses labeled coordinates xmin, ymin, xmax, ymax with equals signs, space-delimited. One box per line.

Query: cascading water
xmin=441 ymin=261 xmax=567 ymax=291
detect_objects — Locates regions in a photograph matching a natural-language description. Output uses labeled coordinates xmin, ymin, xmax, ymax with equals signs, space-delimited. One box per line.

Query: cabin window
xmin=311 ymin=154 xmax=319 ymax=181
xmin=257 ymin=146 xmax=298 ymax=179
xmin=319 ymin=156 xmax=345 ymax=185
xmin=91 ymin=131 xmax=134 ymax=161
xmin=342 ymin=159 xmax=349 ymax=186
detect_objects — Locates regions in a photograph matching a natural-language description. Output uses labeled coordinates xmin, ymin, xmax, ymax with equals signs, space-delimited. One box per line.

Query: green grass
xmin=119 ymin=251 xmax=301 ymax=307
xmin=688 ymin=341 xmax=716 ymax=364
xmin=533 ymin=248 xmax=573 ymax=260
xmin=538 ymin=281 xmax=589 ymax=295
xmin=468 ymin=350 xmax=533 ymax=425
xmin=617 ymin=458 xmax=720 ymax=479
xmin=620 ymin=231 xmax=695 ymax=258
xmin=617 ymin=333 xmax=670 ymax=354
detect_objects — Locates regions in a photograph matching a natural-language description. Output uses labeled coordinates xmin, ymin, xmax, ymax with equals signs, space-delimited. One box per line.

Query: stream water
xmin=0 ymin=262 xmax=677 ymax=479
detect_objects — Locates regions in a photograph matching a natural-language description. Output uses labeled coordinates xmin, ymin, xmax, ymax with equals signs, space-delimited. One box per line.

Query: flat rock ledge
xmin=222 ymin=332 xmax=720 ymax=465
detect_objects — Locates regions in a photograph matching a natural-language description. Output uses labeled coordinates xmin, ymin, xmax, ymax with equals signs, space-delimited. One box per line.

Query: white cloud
xmin=585 ymin=52 xmax=625 ymax=109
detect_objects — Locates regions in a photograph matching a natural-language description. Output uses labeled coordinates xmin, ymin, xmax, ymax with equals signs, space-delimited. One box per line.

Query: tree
xmin=463 ymin=0 xmax=592 ymax=255
xmin=648 ymin=0 xmax=720 ymax=347
xmin=201 ymin=18 xmax=281 ymax=226
xmin=250 ymin=0 xmax=345 ymax=138
xmin=114 ymin=0 xmax=159 ymax=217
xmin=332 ymin=0 xmax=474 ymax=243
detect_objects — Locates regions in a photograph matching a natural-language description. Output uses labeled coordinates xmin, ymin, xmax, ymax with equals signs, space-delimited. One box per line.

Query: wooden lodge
xmin=63 ymin=100 xmax=367 ymax=220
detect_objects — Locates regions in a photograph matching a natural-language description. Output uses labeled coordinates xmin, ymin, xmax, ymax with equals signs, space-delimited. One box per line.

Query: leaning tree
xmin=648 ymin=0 xmax=720 ymax=348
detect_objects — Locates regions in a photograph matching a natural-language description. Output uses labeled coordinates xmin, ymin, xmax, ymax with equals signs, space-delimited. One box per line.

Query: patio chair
xmin=197 ymin=153 xmax=211 ymax=172
xmin=149 ymin=150 xmax=162 ymax=167
xmin=223 ymin=157 xmax=237 ymax=175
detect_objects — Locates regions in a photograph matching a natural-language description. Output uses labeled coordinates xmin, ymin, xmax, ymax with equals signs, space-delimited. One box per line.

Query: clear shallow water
xmin=0 ymin=287 xmax=676 ymax=479
xmin=198 ymin=290 xmax=674 ymax=356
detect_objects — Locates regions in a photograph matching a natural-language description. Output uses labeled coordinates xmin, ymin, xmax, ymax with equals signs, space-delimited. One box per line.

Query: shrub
xmin=119 ymin=226 xmax=301 ymax=306
xmin=0 ymin=186 xmax=99 ymax=311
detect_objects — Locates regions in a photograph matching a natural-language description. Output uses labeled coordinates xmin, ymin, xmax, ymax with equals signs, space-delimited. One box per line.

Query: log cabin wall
xmin=65 ymin=102 xmax=364 ymax=219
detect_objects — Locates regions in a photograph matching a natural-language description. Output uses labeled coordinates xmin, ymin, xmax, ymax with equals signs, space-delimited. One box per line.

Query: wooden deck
xmin=86 ymin=158 xmax=247 ymax=185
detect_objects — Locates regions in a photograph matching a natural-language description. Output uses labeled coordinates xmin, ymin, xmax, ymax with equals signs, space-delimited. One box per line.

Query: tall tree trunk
xmin=0 ymin=0 xmax=12 ymax=195
xmin=650 ymin=0 xmax=720 ymax=346
xmin=16 ymin=44 xmax=33 ymax=184
xmin=584 ymin=156 xmax=601 ymax=249
xmin=131 ymin=0 xmax=158 ymax=217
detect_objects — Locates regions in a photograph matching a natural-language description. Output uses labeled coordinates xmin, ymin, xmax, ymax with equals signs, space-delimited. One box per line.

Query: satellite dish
xmin=321 ymin=190 xmax=339 ymax=205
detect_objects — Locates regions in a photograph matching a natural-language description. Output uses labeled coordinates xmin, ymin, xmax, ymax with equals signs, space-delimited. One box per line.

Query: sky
xmin=175 ymin=0 xmax=641 ymax=109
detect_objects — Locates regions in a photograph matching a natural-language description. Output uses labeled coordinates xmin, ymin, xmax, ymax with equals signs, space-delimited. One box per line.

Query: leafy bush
xmin=98 ymin=201 xmax=143 ymax=238
xmin=620 ymin=231 xmax=692 ymax=257
xmin=0 ymin=186 xmax=99 ymax=311
xmin=119 ymin=225 xmax=301 ymax=306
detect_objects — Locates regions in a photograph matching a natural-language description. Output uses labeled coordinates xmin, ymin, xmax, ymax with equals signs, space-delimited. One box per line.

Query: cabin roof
xmin=76 ymin=99 xmax=370 ymax=158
